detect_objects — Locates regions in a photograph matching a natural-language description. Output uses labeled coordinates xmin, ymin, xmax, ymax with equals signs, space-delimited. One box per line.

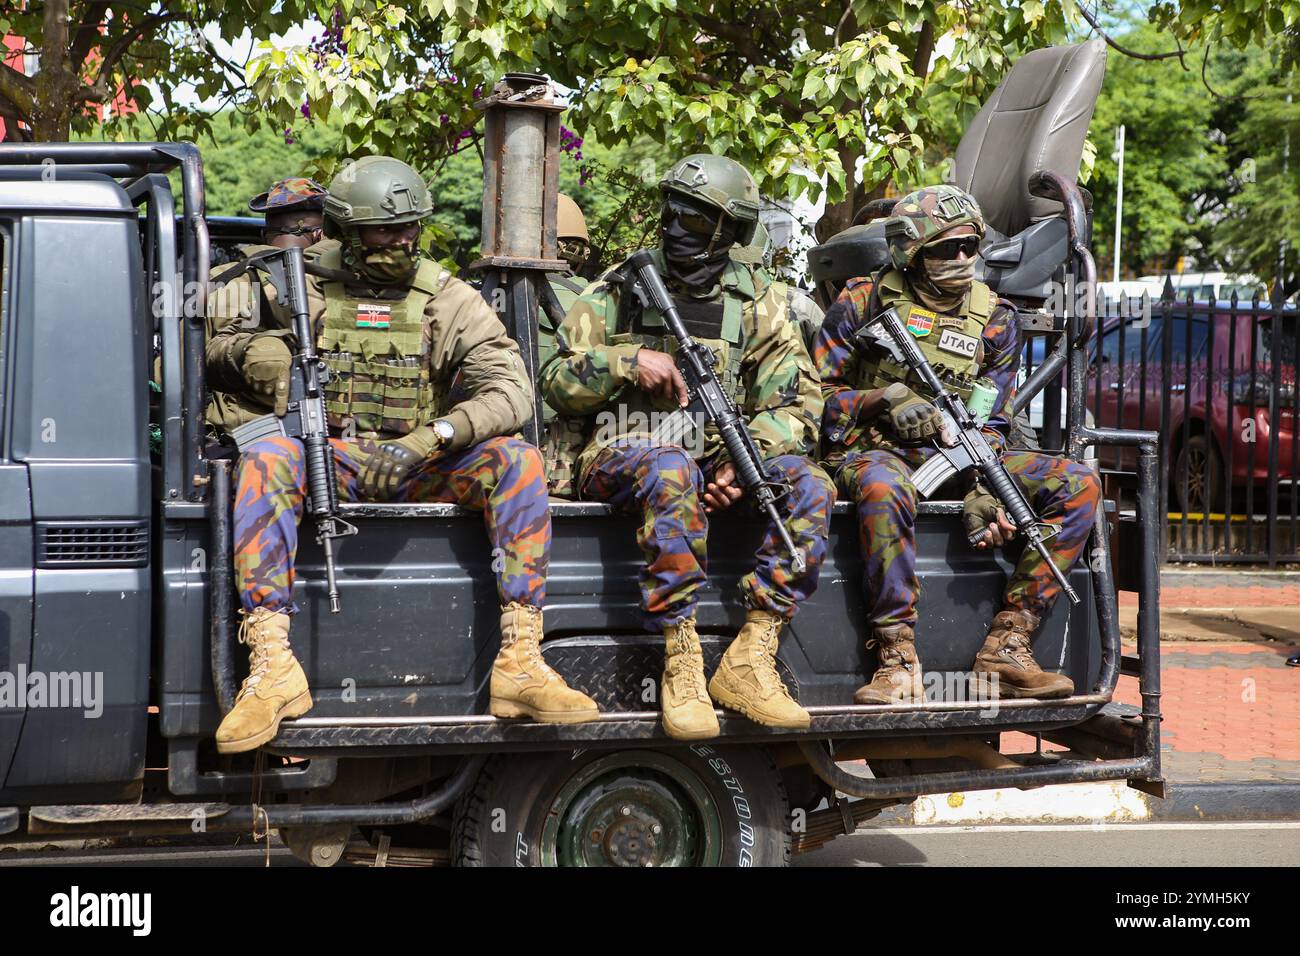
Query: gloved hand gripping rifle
xmin=853 ymin=306 xmax=1078 ymax=604
xmin=224 ymin=246 xmax=358 ymax=613
xmin=626 ymin=250 xmax=806 ymax=573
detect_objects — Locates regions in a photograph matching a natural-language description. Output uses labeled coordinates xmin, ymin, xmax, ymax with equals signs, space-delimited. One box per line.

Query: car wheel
xmin=452 ymin=745 xmax=790 ymax=867
xmin=1174 ymin=433 xmax=1223 ymax=515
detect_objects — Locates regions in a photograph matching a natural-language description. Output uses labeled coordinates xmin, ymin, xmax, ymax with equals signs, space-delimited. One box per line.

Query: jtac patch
xmin=356 ymin=303 xmax=392 ymax=329
xmin=905 ymin=308 xmax=936 ymax=337
xmin=937 ymin=327 xmax=979 ymax=359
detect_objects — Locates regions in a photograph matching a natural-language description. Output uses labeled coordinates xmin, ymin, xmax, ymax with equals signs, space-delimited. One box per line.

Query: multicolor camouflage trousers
xmin=836 ymin=447 xmax=1101 ymax=627
xmin=234 ymin=435 xmax=550 ymax=613
xmin=581 ymin=441 xmax=834 ymax=630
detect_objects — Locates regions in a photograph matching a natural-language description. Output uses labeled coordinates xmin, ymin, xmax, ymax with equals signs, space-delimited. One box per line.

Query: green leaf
xmin=686 ymin=101 xmax=710 ymax=123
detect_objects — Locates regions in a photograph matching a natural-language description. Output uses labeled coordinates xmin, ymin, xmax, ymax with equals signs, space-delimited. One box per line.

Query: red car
xmin=1088 ymin=304 xmax=1298 ymax=514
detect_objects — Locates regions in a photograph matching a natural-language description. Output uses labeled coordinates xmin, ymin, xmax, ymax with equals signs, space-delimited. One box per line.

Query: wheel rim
xmin=542 ymin=751 xmax=723 ymax=867
xmin=1182 ymin=444 xmax=1208 ymax=512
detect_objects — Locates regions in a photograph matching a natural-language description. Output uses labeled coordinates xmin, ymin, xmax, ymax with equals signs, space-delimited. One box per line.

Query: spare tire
xmin=453 ymin=744 xmax=790 ymax=867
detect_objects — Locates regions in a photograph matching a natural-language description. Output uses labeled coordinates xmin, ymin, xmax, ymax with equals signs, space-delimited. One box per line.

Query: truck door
xmin=0 ymin=225 xmax=34 ymax=786
xmin=2 ymin=180 xmax=152 ymax=799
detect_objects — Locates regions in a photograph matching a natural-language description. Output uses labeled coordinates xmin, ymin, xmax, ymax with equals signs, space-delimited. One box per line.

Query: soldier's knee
xmin=240 ymin=437 xmax=305 ymax=486
xmin=856 ymin=466 xmax=915 ymax=509
xmin=1073 ymin=466 xmax=1103 ymax=509
xmin=483 ymin=436 xmax=545 ymax=482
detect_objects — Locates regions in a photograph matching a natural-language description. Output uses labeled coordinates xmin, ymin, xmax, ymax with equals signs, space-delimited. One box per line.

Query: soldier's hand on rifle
xmin=635 ymin=348 xmax=689 ymax=408
xmin=964 ymin=486 xmax=1017 ymax=549
xmin=242 ymin=335 xmax=293 ymax=417
xmin=704 ymin=461 xmax=744 ymax=512
xmin=359 ymin=425 xmax=442 ymax=500
xmin=882 ymin=382 xmax=944 ymax=443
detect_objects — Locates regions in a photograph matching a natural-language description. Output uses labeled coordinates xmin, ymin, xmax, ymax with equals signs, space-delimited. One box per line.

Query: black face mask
xmin=661 ymin=202 xmax=740 ymax=289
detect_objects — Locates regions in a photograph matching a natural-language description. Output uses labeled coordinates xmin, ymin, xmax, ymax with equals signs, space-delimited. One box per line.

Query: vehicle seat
xmin=953 ymin=39 xmax=1107 ymax=299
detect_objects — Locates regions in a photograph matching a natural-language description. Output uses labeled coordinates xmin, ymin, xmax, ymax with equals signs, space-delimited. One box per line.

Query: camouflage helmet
xmin=884 ymin=184 xmax=985 ymax=270
xmin=556 ymin=193 xmax=589 ymax=242
xmin=324 ymin=156 xmax=433 ymax=230
xmin=659 ymin=154 xmax=761 ymax=246
xmin=248 ymin=177 xmax=327 ymax=214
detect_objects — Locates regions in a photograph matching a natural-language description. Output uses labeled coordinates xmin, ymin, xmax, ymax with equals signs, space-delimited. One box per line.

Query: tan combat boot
xmin=490 ymin=603 xmax=600 ymax=723
xmin=854 ymin=624 xmax=926 ymax=705
xmin=660 ymin=618 xmax=720 ymax=740
xmin=215 ymin=607 xmax=313 ymax=754
xmin=708 ymin=610 xmax=811 ymax=729
xmin=972 ymin=609 xmax=1074 ymax=700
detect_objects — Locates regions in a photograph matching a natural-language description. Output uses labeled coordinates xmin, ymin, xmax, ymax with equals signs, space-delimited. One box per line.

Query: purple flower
xmin=300 ymin=101 xmax=311 ymax=119
xmin=439 ymin=113 xmax=450 ymax=125
xmin=283 ymin=128 xmax=295 ymax=145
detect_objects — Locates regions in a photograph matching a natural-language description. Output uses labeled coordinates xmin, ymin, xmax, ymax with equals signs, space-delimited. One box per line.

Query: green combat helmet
xmin=884 ymin=184 xmax=985 ymax=270
xmin=324 ymin=155 xmax=433 ymax=282
xmin=659 ymin=153 xmax=762 ymax=247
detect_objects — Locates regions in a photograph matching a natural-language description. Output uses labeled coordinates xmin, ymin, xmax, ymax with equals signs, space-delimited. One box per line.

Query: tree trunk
xmin=30 ymin=0 xmax=77 ymax=141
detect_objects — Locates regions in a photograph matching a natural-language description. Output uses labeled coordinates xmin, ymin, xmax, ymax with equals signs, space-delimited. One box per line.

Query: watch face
xmin=435 ymin=420 xmax=455 ymax=442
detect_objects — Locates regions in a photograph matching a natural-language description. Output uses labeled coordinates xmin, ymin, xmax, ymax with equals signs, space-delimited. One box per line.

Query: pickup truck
xmin=0 ymin=140 xmax=1163 ymax=867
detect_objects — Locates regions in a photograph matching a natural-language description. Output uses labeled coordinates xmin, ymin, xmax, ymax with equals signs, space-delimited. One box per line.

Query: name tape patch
xmin=937 ymin=327 xmax=979 ymax=359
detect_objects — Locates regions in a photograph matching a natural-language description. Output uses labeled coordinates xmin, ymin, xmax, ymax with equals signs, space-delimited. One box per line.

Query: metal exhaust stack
xmin=469 ymin=72 xmax=568 ymax=447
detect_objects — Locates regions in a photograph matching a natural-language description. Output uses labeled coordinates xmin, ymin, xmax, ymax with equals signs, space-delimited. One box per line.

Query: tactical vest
xmin=539 ymin=272 xmax=587 ymax=424
xmin=590 ymin=251 xmax=763 ymax=462
xmin=823 ymin=271 xmax=997 ymax=459
xmin=315 ymin=249 xmax=452 ymax=438
xmin=855 ymin=270 xmax=995 ymax=405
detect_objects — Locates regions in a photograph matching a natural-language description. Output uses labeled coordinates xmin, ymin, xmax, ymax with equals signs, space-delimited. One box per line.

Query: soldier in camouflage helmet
xmin=211 ymin=156 xmax=598 ymax=754
xmin=205 ymin=178 xmax=333 ymax=439
xmin=541 ymin=154 xmax=834 ymax=741
xmin=811 ymin=184 xmax=1101 ymax=705
xmin=249 ymin=177 xmax=328 ymax=248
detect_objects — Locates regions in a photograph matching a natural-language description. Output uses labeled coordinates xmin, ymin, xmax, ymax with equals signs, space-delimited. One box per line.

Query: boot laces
xmin=666 ymin=626 xmax=709 ymax=703
xmin=1000 ymin=630 xmax=1037 ymax=669
xmin=236 ymin=613 xmax=288 ymax=701
xmin=752 ymin=619 xmax=793 ymax=701
xmin=516 ymin=610 xmax=562 ymax=681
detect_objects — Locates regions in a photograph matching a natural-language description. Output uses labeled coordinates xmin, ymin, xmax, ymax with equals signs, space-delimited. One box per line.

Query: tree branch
xmin=0 ymin=61 xmax=36 ymax=117
xmin=69 ymin=2 xmax=113 ymax=68
xmin=1076 ymin=2 xmax=1185 ymax=64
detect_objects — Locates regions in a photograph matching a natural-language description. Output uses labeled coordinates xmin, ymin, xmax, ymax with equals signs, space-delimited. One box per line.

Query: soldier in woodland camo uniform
xmin=210 ymin=156 xmax=598 ymax=755
xmin=541 ymin=154 xmax=834 ymax=741
xmin=812 ymin=184 xmax=1101 ymax=705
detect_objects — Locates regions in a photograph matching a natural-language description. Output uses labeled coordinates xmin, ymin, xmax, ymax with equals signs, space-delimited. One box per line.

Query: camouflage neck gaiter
xmin=910 ymin=256 xmax=974 ymax=313
xmin=345 ymin=233 xmax=420 ymax=285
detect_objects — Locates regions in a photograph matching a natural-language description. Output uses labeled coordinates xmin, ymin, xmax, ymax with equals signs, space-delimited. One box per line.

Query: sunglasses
xmin=665 ymin=199 xmax=723 ymax=237
xmin=922 ymin=236 xmax=981 ymax=260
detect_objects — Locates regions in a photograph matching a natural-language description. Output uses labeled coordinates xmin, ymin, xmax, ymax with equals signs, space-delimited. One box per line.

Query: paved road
xmin=2 ymin=821 xmax=1297 ymax=867
xmin=793 ymin=821 xmax=1300 ymax=867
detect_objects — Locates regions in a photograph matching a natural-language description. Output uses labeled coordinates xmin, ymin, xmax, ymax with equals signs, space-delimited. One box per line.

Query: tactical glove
xmin=962 ymin=485 xmax=1004 ymax=545
xmin=241 ymin=335 xmax=293 ymax=417
xmin=882 ymin=382 xmax=943 ymax=443
xmin=358 ymin=425 xmax=442 ymax=500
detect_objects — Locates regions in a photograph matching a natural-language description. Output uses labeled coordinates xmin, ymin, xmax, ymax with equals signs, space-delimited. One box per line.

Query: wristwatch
xmin=432 ymin=418 xmax=456 ymax=446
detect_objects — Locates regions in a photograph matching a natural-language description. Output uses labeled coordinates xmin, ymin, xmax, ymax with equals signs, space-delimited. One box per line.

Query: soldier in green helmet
xmin=541 ymin=154 xmax=834 ymax=741
xmin=209 ymin=155 xmax=598 ymax=754
xmin=811 ymin=184 xmax=1101 ymax=705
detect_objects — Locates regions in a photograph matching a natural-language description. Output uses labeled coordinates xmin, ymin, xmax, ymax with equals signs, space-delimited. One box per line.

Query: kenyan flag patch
xmin=356 ymin=303 xmax=392 ymax=329
xmin=905 ymin=307 xmax=936 ymax=337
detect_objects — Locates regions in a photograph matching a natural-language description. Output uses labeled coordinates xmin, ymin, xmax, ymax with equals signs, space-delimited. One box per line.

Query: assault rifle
xmin=224 ymin=246 xmax=358 ymax=613
xmin=854 ymin=306 xmax=1079 ymax=604
xmin=626 ymin=251 xmax=806 ymax=573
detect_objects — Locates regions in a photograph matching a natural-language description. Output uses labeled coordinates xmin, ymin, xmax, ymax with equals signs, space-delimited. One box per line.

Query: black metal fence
xmin=1076 ymin=283 xmax=1299 ymax=565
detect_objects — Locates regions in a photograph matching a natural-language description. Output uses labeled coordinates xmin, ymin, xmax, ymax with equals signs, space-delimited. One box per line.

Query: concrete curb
xmin=870 ymin=781 xmax=1300 ymax=825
